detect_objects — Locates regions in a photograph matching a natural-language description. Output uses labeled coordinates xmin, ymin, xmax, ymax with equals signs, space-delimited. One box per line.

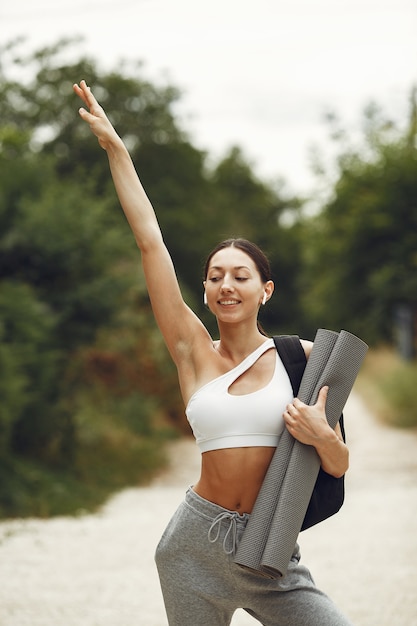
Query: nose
xmin=220 ymin=276 xmax=233 ymax=293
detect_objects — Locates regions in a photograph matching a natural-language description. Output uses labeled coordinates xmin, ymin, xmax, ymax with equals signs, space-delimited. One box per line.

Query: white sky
xmin=1 ymin=0 xmax=416 ymax=193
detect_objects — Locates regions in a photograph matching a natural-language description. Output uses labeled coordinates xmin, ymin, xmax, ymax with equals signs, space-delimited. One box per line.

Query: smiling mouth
xmin=219 ymin=300 xmax=240 ymax=306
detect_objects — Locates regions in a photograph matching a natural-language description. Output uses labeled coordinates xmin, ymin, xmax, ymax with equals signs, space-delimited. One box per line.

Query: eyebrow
xmin=208 ymin=265 xmax=252 ymax=271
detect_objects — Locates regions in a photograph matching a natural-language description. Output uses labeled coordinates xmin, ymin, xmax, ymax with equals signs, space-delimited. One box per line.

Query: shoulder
xmin=300 ymin=338 xmax=314 ymax=359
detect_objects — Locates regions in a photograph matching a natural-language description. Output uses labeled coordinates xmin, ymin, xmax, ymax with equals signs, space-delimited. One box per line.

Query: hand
xmin=73 ymin=80 xmax=119 ymax=150
xmin=283 ymin=386 xmax=332 ymax=446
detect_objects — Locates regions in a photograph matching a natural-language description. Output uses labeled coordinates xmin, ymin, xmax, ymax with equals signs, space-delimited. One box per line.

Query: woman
xmin=73 ymin=80 xmax=352 ymax=626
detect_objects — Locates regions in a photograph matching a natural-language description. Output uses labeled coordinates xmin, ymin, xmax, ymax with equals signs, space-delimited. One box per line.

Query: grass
xmin=356 ymin=347 xmax=417 ymax=429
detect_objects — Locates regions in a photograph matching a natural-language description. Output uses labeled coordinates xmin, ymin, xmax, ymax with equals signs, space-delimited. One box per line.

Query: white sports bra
xmin=186 ymin=338 xmax=294 ymax=453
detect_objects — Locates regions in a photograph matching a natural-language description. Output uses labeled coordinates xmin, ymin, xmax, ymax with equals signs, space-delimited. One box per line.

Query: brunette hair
xmin=203 ymin=238 xmax=272 ymax=336
xmin=204 ymin=238 xmax=272 ymax=283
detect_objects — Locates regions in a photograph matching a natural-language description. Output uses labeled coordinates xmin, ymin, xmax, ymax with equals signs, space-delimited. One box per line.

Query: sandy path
xmin=0 ymin=392 xmax=416 ymax=625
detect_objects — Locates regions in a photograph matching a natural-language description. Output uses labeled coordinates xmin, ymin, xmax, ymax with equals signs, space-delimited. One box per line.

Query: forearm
xmin=105 ymin=136 xmax=161 ymax=251
xmin=314 ymin=430 xmax=349 ymax=478
xmin=73 ymin=80 xmax=161 ymax=251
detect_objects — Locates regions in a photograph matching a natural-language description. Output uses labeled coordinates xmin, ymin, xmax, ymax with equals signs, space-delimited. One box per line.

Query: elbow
xmin=331 ymin=467 xmax=347 ymax=479
xmin=322 ymin=466 xmax=347 ymax=479
xmin=136 ymin=227 xmax=164 ymax=254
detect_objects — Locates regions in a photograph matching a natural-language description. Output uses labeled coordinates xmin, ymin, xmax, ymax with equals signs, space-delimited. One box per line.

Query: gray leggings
xmin=155 ymin=488 xmax=353 ymax=626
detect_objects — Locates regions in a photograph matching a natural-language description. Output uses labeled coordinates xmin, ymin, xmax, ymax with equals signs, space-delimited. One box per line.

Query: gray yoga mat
xmin=234 ymin=329 xmax=368 ymax=578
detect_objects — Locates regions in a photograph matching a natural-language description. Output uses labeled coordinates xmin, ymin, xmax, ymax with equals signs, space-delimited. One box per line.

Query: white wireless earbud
xmin=203 ymin=292 xmax=208 ymax=306
xmin=262 ymin=292 xmax=267 ymax=305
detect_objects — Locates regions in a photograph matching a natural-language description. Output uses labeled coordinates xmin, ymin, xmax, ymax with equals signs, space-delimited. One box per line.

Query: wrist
xmin=104 ymin=132 xmax=125 ymax=154
xmin=315 ymin=428 xmax=341 ymax=455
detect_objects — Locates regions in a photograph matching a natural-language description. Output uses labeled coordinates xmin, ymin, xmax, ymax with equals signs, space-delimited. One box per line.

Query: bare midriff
xmin=193 ymin=446 xmax=276 ymax=514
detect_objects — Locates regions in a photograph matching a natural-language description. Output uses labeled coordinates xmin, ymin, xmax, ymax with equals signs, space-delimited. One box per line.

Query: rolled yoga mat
xmin=234 ymin=329 xmax=368 ymax=578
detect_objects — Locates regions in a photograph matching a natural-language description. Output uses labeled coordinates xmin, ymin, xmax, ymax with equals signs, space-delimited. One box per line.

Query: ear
xmin=262 ymin=280 xmax=274 ymax=304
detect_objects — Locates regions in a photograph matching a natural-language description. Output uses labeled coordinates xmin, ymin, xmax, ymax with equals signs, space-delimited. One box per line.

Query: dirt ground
xmin=0 ymin=392 xmax=416 ymax=626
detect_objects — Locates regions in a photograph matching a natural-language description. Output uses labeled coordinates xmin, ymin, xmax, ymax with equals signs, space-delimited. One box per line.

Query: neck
xmin=216 ymin=322 xmax=268 ymax=362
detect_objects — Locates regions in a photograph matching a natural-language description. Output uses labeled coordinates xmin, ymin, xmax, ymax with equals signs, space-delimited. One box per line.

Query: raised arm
xmin=73 ymin=81 xmax=208 ymax=364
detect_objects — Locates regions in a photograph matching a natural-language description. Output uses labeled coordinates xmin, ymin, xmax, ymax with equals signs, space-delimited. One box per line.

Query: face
xmin=204 ymin=247 xmax=272 ymax=321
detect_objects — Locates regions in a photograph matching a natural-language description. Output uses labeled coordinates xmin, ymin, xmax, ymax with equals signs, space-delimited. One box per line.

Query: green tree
xmin=0 ymin=124 xmax=132 ymax=463
xmin=301 ymin=91 xmax=417 ymax=345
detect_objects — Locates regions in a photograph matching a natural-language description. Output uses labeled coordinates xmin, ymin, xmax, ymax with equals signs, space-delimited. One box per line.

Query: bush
xmin=0 ymin=427 xmax=175 ymax=518
xmin=357 ymin=348 xmax=417 ymax=428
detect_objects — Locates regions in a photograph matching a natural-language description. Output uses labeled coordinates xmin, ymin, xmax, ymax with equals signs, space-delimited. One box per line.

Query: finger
xmin=80 ymin=80 xmax=100 ymax=110
xmin=285 ymin=403 xmax=296 ymax=416
xmin=73 ymin=80 xmax=88 ymax=95
xmin=316 ymin=385 xmax=329 ymax=409
xmin=73 ymin=80 xmax=98 ymax=111
xmin=284 ymin=415 xmax=297 ymax=435
xmin=292 ymin=398 xmax=305 ymax=412
xmin=78 ymin=107 xmax=98 ymax=124
xmin=78 ymin=106 xmax=88 ymax=119
xmin=73 ymin=82 xmax=86 ymax=101
xmin=78 ymin=79 xmax=90 ymax=97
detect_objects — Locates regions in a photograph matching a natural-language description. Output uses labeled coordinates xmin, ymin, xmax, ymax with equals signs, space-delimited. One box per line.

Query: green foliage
xmin=379 ymin=364 xmax=417 ymax=428
xmin=357 ymin=348 xmax=417 ymax=429
xmin=0 ymin=431 xmax=170 ymax=517
xmin=300 ymin=94 xmax=417 ymax=345
xmin=0 ymin=281 xmax=61 ymax=456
